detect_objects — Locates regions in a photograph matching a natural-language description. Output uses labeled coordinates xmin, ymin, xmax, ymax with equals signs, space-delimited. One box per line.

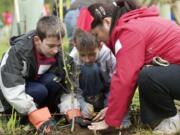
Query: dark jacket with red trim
xmin=0 ymin=31 xmax=66 ymax=114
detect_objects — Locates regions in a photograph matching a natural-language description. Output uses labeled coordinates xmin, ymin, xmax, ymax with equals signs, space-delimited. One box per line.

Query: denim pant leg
xmin=38 ymin=72 xmax=63 ymax=112
xmin=121 ymin=108 xmax=131 ymax=126
xmin=80 ymin=63 xmax=104 ymax=96
xmin=25 ymin=82 xmax=48 ymax=106
xmin=80 ymin=63 xmax=104 ymax=111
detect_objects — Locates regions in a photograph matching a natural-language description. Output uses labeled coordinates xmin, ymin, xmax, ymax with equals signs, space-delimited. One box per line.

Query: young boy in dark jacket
xmin=0 ymin=16 xmax=67 ymax=134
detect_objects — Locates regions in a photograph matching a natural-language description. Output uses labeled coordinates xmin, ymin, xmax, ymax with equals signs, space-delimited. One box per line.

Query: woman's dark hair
xmin=88 ymin=3 xmax=114 ymax=29
xmin=88 ymin=0 xmax=139 ymax=34
xmin=110 ymin=0 xmax=139 ymax=33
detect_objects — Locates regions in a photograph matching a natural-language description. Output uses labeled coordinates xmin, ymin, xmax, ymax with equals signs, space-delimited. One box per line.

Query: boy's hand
xmin=37 ymin=119 xmax=56 ymax=134
xmin=28 ymin=107 xmax=55 ymax=134
xmin=74 ymin=116 xmax=91 ymax=127
xmin=93 ymin=107 xmax=107 ymax=122
xmin=81 ymin=103 xmax=95 ymax=119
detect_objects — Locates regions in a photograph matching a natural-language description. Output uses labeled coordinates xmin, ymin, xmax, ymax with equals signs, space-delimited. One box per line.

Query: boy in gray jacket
xmin=59 ymin=29 xmax=116 ymax=125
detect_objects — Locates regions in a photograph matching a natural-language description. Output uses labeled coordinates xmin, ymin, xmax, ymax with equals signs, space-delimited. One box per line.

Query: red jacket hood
xmin=119 ymin=6 xmax=159 ymax=24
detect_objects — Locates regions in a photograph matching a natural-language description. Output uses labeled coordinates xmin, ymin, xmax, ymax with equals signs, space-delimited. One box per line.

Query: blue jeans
xmin=121 ymin=108 xmax=131 ymax=127
xmin=80 ymin=63 xmax=104 ymax=96
xmin=79 ymin=63 xmax=108 ymax=111
xmin=79 ymin=63 xmax=131 ymax=124
xmin=25 ymin=73 xmax=63 ymax=112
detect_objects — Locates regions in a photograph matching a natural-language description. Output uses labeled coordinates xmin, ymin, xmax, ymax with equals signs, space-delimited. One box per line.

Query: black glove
xmin=74 ymin=117 xmax=91 ymax=127
xmin=37 ymin=118 xmax=56 ymax=135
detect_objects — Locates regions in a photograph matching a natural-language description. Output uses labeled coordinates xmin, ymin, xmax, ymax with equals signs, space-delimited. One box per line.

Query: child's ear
xmin=33 ymin=36 xmax=41 ymax=46
xmin=98 ymin=42 xmax=103 ymax=50
xmin=71 ymin=40 xmax=76 ymax=47
xmin=103 ymin=17 xmax=111 ymax=26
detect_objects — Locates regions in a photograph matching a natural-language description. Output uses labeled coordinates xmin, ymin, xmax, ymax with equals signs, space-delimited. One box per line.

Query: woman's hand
xmin=93 ymin=107 xmax=108 ymax=122
xmin=88 ymin=120 xmax=109 ymax=130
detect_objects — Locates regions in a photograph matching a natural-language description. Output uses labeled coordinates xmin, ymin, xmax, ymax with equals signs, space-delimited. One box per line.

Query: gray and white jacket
xmin=70 ymin=44 xmax=116 ymax=104
xmin=0 ymin=31 xmax=66 ymax=114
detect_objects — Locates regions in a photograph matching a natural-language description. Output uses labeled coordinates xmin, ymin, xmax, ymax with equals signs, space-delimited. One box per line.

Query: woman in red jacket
xmin=87 ymin=0 xmax=180 ymax=134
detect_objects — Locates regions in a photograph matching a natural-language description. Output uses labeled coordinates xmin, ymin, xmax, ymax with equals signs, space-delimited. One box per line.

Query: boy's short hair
xmin=73 ymin=28 xmax=98 ymax=50
xmin=36 ymin=15 xmax=65 ymax=41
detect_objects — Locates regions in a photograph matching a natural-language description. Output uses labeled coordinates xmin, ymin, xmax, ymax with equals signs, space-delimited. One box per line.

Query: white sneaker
xmin=153 ymin=112 xmax=180 ymax=135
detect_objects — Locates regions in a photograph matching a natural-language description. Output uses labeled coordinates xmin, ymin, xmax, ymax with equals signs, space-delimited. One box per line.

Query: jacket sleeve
xmin=105 ymin=29 xmax=145 ymax=127
xmin=106 ymin=51 xmax=116 ymax=79
xmin=0 ymin=47 xmax=37 ymax=114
